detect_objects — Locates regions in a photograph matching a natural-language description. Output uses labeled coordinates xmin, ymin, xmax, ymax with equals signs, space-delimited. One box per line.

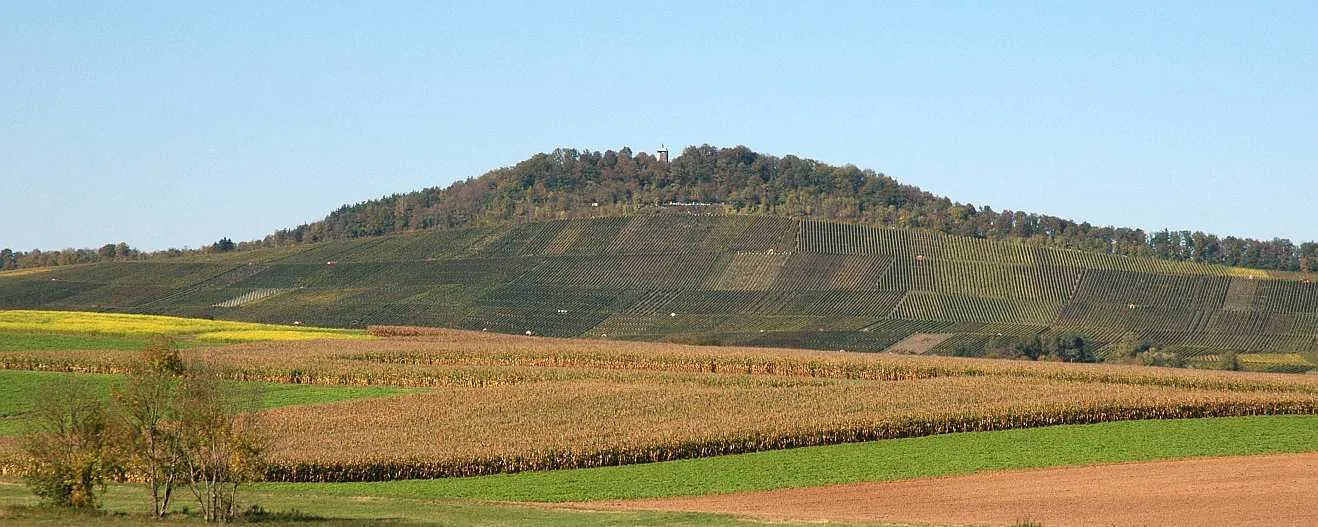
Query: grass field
xmin=0 ymin=480 xmax=818 ymax=527
xmin=0 ymin=370 xmax=412 ymax=437
xmin=0 ymin=331 xmax=160 ymax=352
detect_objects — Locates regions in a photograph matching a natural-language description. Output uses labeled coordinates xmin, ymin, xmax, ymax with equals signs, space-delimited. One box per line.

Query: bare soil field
xmin=595 ymin=453 xmax=1318 ymax=527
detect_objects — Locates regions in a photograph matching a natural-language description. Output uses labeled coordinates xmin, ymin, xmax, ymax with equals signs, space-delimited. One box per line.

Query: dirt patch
xmin=589 ymin=453 xmax=1318 ymax=527
xmin=884 ymin=333 xmax=951 ymax=354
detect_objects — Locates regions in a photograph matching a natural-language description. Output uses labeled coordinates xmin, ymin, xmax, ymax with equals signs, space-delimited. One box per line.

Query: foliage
xmin=113 ymin=336 xmax=186 ymax=518
xmin=174 ymin=368 xmax=267 ymax=522
xmin=20 ymin=340 xmax=270 ymax=522
xmin=210 ymin=238 xmax=237 ymax=253
xmin=1046 ymin=333 xmax=1096 ymax=363
xmin=20 ymin=380 xmax=120 ymax=508
xmin=1139 ymin=346 xmax=1191 ymax=368
xmin=983 ymin=334 xmax=1043 ymax=360
xmin=1217 ymin=350 xmax=1243 ymax=371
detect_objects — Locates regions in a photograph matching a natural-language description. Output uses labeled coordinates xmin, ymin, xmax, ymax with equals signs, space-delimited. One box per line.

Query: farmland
xmin=0 ymin=309 xmax=368 ymax=342
xmin=3 ymin=215 xmax=1316 ymax=371
xmin=2 ymin=314 xmax=1318 ymax=525
xmin=3 ymin=325 xmax=1317 ymax=484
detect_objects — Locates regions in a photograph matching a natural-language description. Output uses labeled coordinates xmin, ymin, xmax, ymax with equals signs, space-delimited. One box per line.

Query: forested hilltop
xmin=5 ymin=145 xmax=1315 ymax=272
xmin=266 ymin=145 xmax=1316 ymax=273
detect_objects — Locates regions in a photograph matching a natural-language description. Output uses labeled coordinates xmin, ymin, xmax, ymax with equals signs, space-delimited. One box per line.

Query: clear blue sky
xmin=3 ymin=1 xmax=1315 ymax=251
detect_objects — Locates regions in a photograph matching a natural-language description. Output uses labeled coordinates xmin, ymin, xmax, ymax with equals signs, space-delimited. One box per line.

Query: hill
xmin=6 ymin=146 xmax=1317 ymax=274
xmin=260 ymin=145 xmax=1317 ymax=273
xmin=3 ymin=213 xmax=1316 ymax=370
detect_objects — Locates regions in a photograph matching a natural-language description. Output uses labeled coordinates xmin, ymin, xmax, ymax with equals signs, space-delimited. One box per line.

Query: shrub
xmin=21 ymin=381 xmax=120 ymax=509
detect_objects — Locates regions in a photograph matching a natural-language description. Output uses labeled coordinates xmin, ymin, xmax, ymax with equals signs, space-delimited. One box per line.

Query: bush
xmin=1139 ymin=348 xmax=1187 ymax=368
xmin=1048 ymin=333 xmax=1096 ymax=363
xmin=952 ymin=341 xmax=984 ymax=357
xmin=1216 ymin=350 xmax=1243 ymax=372
xmin=21 ymin=381 xmax=120 ymax=509
xmin=140 ymin=334 xmax=184 ymax=375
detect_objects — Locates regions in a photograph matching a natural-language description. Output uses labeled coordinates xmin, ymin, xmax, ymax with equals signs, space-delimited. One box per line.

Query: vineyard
xmin=3 ymin=214 xmax=1317 ymax=371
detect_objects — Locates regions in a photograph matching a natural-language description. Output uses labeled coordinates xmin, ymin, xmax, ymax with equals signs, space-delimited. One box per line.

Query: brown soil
xmin=589 ymin=453 xmax=1318 ymax=527
xmin=884 ymin=332 xmax=952 ymax=354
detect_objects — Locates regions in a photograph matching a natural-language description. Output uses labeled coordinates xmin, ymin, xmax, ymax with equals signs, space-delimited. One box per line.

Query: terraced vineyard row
xmin=1072 ymin=270 xmax=1230 ymax=309
xmin=876 ymin=259 xmax=1071 ymax=300
xmin=1137 ymin=331 xmax=1316 ymax=355
xmin=516 ymin=254 xmax=725 ymax=290
xmin=4 ymin=214 xmax=1318 ymax=360
xmin=891 ymin=291 xmax=1057 ymax=325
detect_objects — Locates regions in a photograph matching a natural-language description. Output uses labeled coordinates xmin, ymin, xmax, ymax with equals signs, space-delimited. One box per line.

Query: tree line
xmin=7 ymin=145 xmax=1316 ymax=272
xmin=1 ymin=238 xmax=238 ymax=271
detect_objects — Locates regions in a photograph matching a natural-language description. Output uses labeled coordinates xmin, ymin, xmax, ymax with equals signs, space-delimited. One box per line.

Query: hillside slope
xmin=7 ymin=146 xmax=1315 ymax=274
xmin=263 ymin=145 xmax=1317 ymax=273
xmin=2 ymin=213 xmax=1316 ymax=368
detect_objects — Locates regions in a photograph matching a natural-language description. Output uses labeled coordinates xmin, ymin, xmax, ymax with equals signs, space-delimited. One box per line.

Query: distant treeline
xmin=0 ymin=239 xmax=236 ymax=271
xmin=6 ymin=145 xmax=1316 ymax=272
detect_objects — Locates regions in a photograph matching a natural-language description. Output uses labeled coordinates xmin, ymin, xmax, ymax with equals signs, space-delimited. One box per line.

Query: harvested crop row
xmin=255 ymin=377 xmax=1318 ymax=482
xmin=4 ymin=329 xmax=1318 ymax=394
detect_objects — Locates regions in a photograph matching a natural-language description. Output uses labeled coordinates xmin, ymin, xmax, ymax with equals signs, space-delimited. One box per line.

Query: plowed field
xmin=597 ymin=453 xmax=1318 ymax=527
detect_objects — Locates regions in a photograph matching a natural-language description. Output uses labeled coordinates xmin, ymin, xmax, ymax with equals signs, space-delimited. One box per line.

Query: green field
xmin=0 ymin=332 xmax=160 ymax=352
xmin=0 ymin=480 xmax=817 ymax=527
xmin=4 ymin=415 xmax=1312 ymax=525
xmin=4 ymin=415 xmax=1313 ymax=525
xmin=3 ymin=216 xmax=1317 ymax=367
xmin=262 ymin=414 xmax=1318 ymax=503
xmin=0 ymin=370 xmax=411 ymax=437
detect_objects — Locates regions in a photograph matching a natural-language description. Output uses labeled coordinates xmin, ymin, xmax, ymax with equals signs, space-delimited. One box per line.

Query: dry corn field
xmin=3 ymin=328 xmax=1318 ymax=482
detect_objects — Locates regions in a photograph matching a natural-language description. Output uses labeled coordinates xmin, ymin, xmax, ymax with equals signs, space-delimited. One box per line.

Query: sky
xmin=2 ymin=1 xmax=1315 ymax=251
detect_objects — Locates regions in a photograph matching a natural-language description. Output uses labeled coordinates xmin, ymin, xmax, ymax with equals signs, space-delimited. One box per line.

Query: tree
xmin=1139 ymin=345 xmax=1189 ymax=368
xmin=176 ymin=369 xmax=266 ymax=523
xmin=1216 ymin=350 xmax=1243 ymax=371
xmin=1048 ymin=333 xmax=1097 ymax=363
xmin=23 ymin=337 xmax=266 ymax=522
xmin=113 ymin=336 xmax=186 ymax=519
xmin=21 ymin=380 xmax=121 ymax=509
xmin=1110 ymin=332 xmax=1154 ymax=362
xmin=212 ymin=238 xmax=237 ymax=253
xmin=0 ymin=248 xmax=15 ymax=270
xmin=97 ymin=243 xmax=118 ymax=260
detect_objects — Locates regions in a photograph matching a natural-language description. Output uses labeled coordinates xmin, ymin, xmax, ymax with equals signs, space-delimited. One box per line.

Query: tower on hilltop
xmin=657 ymin=144 xmax=669 ymax=163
